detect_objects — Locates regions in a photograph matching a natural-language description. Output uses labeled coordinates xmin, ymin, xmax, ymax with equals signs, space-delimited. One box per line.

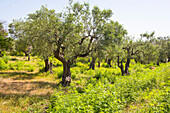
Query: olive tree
xmin=117 ymin=32 xmax=159 ymax=75
xmin=10 ymin=1 xmax=113 ymax=86
xmin=0 ymin=22 xmax=13 ymax=56
xmin=155 ymin=36 xmax=170 ymax=64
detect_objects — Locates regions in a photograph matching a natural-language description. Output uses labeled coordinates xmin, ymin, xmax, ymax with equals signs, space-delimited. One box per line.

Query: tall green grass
xmin=47 ymin=63 xmax=170 ymax=113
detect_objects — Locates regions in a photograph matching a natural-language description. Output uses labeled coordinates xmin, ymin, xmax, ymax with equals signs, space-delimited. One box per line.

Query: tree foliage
xmin=9 ymin=1 xmax=114 ymax=86
xmin=0 ymin=22 xmax=13 ymax=56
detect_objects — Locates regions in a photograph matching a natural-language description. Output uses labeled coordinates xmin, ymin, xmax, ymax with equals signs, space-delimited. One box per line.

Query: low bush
xmin=0 ymin=51 xmax=6 ymax=56
xmin=27 ymin=65 xmax=35 ymax=72
xmin=9 ymin=63 xmax=16 ymax=70
xmin=37 ymin=61 xmax=44 ymax=68
xmin=83 ymin=69 xmax=95 ymax=76
xmin=48 ymin=63 xmax=170 ymax=112
xmin=56 ymin=68 xmax=63 ymax=79
xmin=2 ymin=55 xmax=10 ymax=63
xmin=101 ymin=63 xmax=110 ymax=68
xmin=93 ymin=68 xmax=116 ymax=84
xmin=16 ymin=61 xmax=24 ymax=71
xmin=0 ymin=58 xmax=8 ymax=70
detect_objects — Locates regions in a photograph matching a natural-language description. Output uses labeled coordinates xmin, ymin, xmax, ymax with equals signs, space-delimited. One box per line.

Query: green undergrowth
xmin=47 ymin=63 xmax=170 ymax=113
xmin=0 ymin=55 xmax=169 ymax=112
xmin=0 ymin=56 xmax=39 ymax=72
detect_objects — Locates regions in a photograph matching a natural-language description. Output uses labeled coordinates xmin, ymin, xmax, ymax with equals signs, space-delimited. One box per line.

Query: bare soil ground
xmin=0 ymin=71 xmax=58 ymax=113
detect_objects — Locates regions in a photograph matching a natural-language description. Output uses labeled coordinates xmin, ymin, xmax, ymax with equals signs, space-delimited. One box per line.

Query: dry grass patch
xmin=0 ymin=71 xmax=59 ymax=112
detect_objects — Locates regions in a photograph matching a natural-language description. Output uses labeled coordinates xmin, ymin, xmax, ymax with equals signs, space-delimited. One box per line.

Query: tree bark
xmin=44 ymin=59 xmax=49 ymax=72
xmin=107 ymin=58 xmax=112 ymax=67
xmin=49 ymin=62 xmax=53 ymax=74
xmin=160 ymin=60 xmax=165 ymax=63
xmin=157 ymin=61 xmax=160 ymax=66
xmin=117 ymin=56 xmax=125 ymax=76
xmin=53 ymin=50 xmax=72 ymax=86
xmin=24 ymin=51 xmax=28 ymax=56
xmin=28 ymin=54 xmax=30 ymax=61
xmin=62 ymin=61 xmax=71 ymax=86
xmin=24 ymin=52 xmax=30 ymax=61
xmin=98 ymin=61 xmax=100 ymax=68
xmin=125 ymin=58 xmax=130 ymax=74
xmin=105 ymin=58 xmax=107 ymax=63
xmin=0 ymin=51 xmax=2 ymax=57
xmin=89 ymin=57 xmax=96 ymax=70
xmin=120 ymin=60 xmax=125 ymax=76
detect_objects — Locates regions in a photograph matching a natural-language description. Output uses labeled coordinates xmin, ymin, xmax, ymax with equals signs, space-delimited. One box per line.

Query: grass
xmin=0 ymin=56 xmax=57 ymax=112
xmin=0 ymin=71 xmax=58 ymax=112
xmin=0 ymin=56 xmax=169 ymax=112
xmin=0 ymin=56 xmax=92 ymax=112
xmin=48 ymin=63 xmax=170 ymax=112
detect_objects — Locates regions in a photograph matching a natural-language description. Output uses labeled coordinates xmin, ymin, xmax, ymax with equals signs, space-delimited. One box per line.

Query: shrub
xmin=107 ymin=74 xmax=116 ymax=84
xmin=16 ymin=61 xmax=24 ymax=71
xmin=133 ymin=63 xmax=145 ymax=73
xmin=145 ymin=63 xmax=156 ymax=69
xmin=48 ymin=63 xmax=170 ymax=112
xmin=2 ymin=55 xmax=10 ymax=63
xmin=37 ymin=60 xmax=44 ymax=68
xmin=0 ymin=58 xmax=8 ymax=70
xmin=56 ymin=68 xmax=63 ymax=79
xmin=101 ymin=63 xmax=110 ymax=68
xmin=9 ymin=63 xmax=15 ymax=70
xmin=94 ymin=69 xmax=103 ymax=79
xmin=94 ymin=69 xmax=116 ymax=84
xmin=71 ymin=67 xmax=81 ymax=74
xmin=71 ymin=73 xmax=76 ymax=80
xmin=0 ymin=51 xmax=6 ymax=56
xmin=27 ymin=65 xmax=35 ymax=72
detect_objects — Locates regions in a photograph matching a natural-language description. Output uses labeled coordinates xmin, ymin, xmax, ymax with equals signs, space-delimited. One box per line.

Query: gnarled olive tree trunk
xmin=98 ymin=61 xmax=100 ymax=68
xmin=89 ymin=57 xmax=96 ymax=70
xmin=24 ymin=52 xmax=30 ymax=61
xmin=44 ymin=58 xmax=53 ymax=74
xmin=62 ymin=61 xmax=71 ymax=86
xmin=107 ymin=58 xmax=112 ymax=67
xmin=125 ymin=58 xmax=130 ymax=74
xmin=54 ymin=50 xmax=71 ymax=86
xmin=117 ymin=56 xmax=130 ymax=76
xmin=44 ymin=59 xmax=49 ymax=72
xmin=0 ymin=51 xmax=2 ymax=57
xmin=117 ymin=56 xmax=125 ymax=76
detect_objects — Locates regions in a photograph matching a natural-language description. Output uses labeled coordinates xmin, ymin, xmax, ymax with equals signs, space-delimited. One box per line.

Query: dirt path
xmin=0 ymin=71 xmax=59 ymax=112
xmin=0 ymin=78 xmax=56 ymax=95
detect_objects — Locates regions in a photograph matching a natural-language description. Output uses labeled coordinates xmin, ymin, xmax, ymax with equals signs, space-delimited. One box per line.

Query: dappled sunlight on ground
xmin=0 ymin=79 xmax=56 ymax=95
xmin=0 ymin=70 xmax=59 ymax=112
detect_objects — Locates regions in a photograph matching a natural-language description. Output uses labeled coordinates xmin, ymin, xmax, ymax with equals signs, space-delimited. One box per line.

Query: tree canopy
xmin=9 ymin=1 xmax=115 ymax=86
xmin=0 ymin=22 xmax=13 ymax=56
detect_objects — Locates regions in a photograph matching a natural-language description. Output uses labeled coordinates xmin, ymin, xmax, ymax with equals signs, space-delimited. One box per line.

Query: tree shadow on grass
xmin=0 ymin=80 xmax=60 ymax=112
xmin=0 ymin=71 xmax=44 ymax=80
xmin=0 ymin=80 xmax=58 ymax=93
xmin=0 ymin=92 xmax=50 ymax=112
xmin=0 ymin=92 xmax=51 ymax=104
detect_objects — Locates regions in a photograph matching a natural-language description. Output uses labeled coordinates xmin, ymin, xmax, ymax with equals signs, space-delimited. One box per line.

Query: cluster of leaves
xmin=47 ymin=62 xmax=170 ymax=112
xmin=0 ymin=22 xmax=13 ymax=56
